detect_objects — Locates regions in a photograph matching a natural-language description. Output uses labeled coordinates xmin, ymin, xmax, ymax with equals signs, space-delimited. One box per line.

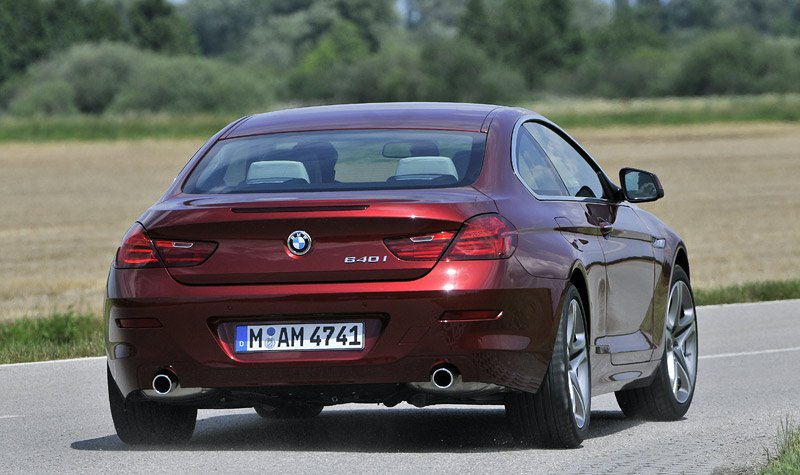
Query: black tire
xmin=506 ymin=284 xmax=591 ymax=448
xmin=254 ymin=403 xmax=324 ymax=419
xmin=615 ymin=266 xmax=698 ymax=420
xmin=107 ymin=366 xmax=197 ymax=445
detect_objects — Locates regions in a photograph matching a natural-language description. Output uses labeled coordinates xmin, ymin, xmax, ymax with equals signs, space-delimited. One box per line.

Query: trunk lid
xmin=140 ymin=188 xmax=496 ymax=285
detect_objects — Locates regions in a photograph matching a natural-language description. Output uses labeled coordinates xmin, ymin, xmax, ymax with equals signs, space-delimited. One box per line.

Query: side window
xmin=515 ymin=126 xmax=568 ymax=197
xmin=524 ymin=123 xmax=606 ymax=199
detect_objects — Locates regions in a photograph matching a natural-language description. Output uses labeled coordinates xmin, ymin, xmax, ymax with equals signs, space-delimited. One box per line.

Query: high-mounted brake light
xmin=115 ymin=223 xmax=217 ymax=269
xmin=384 ymin=231 xmax=456 ymax=261
xmin=444 ymin=214 xmax=517 ymax=260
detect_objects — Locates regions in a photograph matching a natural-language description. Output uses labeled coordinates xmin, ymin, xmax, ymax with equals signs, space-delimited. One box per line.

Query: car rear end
xmin=105 ymin=109 xmax=563 ymax=411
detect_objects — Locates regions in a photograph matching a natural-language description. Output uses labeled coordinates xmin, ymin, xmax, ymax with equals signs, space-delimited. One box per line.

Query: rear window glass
xmin=183 ymin=130 xmax=486 ymax=194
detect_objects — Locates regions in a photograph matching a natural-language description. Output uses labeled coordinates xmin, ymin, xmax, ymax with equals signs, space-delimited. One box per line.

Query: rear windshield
xmin=183 ymin=129 xmax=486 ymax=194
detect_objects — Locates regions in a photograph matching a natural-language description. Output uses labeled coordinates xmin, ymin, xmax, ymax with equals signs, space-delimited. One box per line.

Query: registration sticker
xmin=234 ymin=322 xmax=364 ymax=353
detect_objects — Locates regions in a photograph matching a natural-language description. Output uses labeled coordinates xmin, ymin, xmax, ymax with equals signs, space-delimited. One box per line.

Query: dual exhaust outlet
xmin=152 ymin=365 xmax=462 ymax=395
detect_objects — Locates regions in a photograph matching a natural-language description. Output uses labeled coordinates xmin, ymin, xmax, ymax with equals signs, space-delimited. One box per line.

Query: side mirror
xmin=619 ymin=168 xmax=664 ymax=203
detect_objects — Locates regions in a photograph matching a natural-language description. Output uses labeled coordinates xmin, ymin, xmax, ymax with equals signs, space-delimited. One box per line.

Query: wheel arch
xmin=652 ymin=243 xmax=693 ymax=368
xmin=568 ymin=264 xmax=591 ymax=342
xmin=673 ymin=245 xmax=690 ymax=283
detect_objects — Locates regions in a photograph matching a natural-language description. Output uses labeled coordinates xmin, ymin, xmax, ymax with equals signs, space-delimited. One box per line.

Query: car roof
xmin=224 ymin=102 xmax=528 ymax=138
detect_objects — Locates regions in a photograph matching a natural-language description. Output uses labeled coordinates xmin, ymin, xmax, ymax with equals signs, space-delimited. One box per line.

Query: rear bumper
xmin=106 ymin=258 xmax=567 ymax=399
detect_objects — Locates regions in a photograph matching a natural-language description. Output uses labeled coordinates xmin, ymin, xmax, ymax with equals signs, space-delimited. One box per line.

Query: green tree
xmin=0 ymin=0 xmax=126 ymax=84
xmin=404 ymin=0 xmax=467 ymax=33
xmin=714 ymin=0 xmax=800 ymax=36
xmin=671 ymin=29 xmax=800 ymax=95
xmin=8 ymin=80 xmax=77 ymax=116
xmin=589 ymin=0 xmax=666 ymax=57
xmin=83 ymin=0 xmax=127 ymax=41
xmin=6 ymin=42 xmax=276 ymax=115
xmin=44 ymin=0 xmax=95 ymax=44
xmin=129 ymin=0 xmax=198 ymax=54
xmin=328 ymin=0 xmax=397 ymax=50
xmin=0 ymin=0 xmax=49 ymax=83
xmin=663 ymin=0 xmax=718 ymax=31
xmin=571 ymin=0 xmax=613 ymax=32
xmin=290 ymin=19 xmax=370 ymax=100
xmin=336 ymin=35 xmax=428 ymax=102
xmin=461 ymin=0 xmax=583 ymax=86
xmin=243 ymin=3 xmax=339 ymax=69
xmin=634 ymin=0 xmax=666 ymax=33
xmin=459 ymin=0 xmax=486 ymax=44
xmin=180 ymin=0 xmax=394 ymax=57
xmin=238 ymin=0 xmax=394 ymax=71
xmin=331 ymin=33 xmax=526 ymax=103
xmin=417 ymin=37 xmax=526 ymax=102
xmin=179 ymin=0 xmax=289 ymax=56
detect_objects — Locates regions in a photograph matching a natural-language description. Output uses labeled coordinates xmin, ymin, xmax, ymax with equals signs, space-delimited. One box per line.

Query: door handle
xmin=597 ymin=218 xmax=613 ymax=236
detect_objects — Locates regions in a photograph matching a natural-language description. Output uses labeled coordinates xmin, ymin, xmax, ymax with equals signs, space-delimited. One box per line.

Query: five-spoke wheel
xmin=665 ymin=280 xmax=698 ymax=404
xmin=566 ymin=298 xmax=590 ymax=429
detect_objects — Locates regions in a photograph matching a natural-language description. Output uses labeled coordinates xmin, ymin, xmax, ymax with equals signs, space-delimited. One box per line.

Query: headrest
xmin=247 ymin=160 xmax=310 ymax=183
xmin=395 ymin=156 xmax=458 ymax=179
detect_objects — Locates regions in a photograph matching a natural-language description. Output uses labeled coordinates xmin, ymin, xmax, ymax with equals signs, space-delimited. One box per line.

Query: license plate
xmin=234 ymin=322 xmax=364 ymax=353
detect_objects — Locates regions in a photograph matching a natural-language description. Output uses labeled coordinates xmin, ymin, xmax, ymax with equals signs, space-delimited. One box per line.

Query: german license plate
xmin=234 ymin=322 xmax=364 ymax=353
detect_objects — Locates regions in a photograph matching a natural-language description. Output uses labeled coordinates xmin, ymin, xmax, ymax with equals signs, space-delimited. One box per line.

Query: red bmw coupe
xmin=106 ymin=103 xmax=697 ymax=448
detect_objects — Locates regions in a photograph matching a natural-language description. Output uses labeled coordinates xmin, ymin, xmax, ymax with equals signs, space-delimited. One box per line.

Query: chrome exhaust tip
xmin=152 ymin=372 xmax=177 ymax=395
xmin=431 ymin=366 xmax=457 ymax=390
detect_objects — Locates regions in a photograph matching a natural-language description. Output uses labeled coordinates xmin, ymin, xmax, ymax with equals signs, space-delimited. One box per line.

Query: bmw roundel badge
xmin=287 ymin=230 xmax=312 ymax=256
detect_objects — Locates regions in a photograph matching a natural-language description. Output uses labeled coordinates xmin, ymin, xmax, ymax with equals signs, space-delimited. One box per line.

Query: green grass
xmin=533 ymin=93 xmax=800 ymax=128
xmin=2 ymin=94 xmax=800 ymax=142
xmin=763 ymin=420 xmax=800 ymax=474
xmin=0 ymin=312 xmax=104 ymax=364
xmin=0 ymin=114 xmax=233 ymax=142
xmin=694 ymin=278 xmax=800 ymax=306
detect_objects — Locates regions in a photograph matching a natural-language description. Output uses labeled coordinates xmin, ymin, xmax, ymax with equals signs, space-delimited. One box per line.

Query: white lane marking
xmin=0 ymin=356 xmax=105 ymax=368
xmin=700 ymin=346 xmax=800 ymax=360
xmin=698 ymin=299 xmax=800 ymax=312
xmin=0 ymin=415 xmax=23 ymax=420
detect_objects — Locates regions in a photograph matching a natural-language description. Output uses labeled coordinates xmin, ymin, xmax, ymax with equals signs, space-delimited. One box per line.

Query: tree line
xmin=2 ymin=0 xmax=800 ymax=116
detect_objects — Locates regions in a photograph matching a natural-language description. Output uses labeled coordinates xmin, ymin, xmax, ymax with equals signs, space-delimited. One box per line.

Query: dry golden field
xmin=1 ymin=123 xmax=799 ymax=320
xmin=0 ymin=140 xmax=198 ymax=320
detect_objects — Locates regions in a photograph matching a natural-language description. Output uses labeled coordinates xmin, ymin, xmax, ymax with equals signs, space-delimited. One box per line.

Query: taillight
xmin=115 ymin=223 xmax=217 ymax=269
xmin=152 ymin=239 xmax=217 ymax=267
xmin=383 ymin=214 xmax=517 ymax=262
xmin=115 ymin=224 xmax=161 ymax=268
xmin=444 ymin=214 xmax=517 ymax=260
xmin=384 ymin=231 xmax=456 ymax=261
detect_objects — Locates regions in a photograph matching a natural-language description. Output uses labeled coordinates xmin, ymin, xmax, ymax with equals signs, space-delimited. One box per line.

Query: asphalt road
xmin=1 ymin=300 xmax=799 ymax=474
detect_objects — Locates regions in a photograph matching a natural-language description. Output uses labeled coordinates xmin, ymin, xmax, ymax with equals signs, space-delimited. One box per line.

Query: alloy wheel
xmin=566 ymin=299 xmax=590 ymax=428
xmin=665 ymin=281 xmax=698 ymax=404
